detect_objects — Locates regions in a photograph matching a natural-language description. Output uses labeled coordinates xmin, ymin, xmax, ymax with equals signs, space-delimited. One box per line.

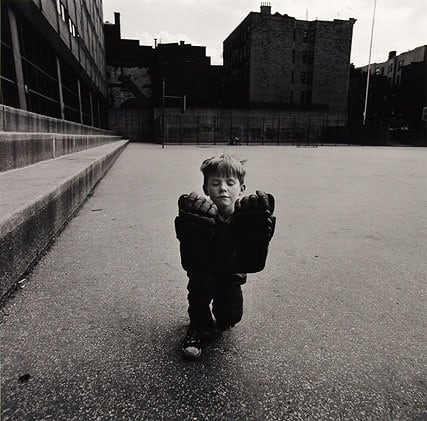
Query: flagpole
xmin=363 ymin=0 xmax=377 ymax=126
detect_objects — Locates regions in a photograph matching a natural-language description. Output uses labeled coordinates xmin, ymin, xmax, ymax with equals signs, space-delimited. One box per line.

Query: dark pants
xmin=187 ymin=272 xmax=245 ymax=331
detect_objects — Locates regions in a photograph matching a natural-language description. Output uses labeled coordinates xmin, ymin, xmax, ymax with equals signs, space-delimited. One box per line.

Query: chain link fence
xmin=156 ymin=115 xmax=347 ymax=146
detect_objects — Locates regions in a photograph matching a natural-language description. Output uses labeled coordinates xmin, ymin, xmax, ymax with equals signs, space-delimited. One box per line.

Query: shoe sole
xmin=182 ymin=347 xmax=202 ymax=360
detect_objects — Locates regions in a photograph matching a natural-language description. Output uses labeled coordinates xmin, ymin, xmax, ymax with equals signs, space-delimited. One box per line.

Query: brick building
xmin=153 ymin=42 xmax=223 ymax=108
xmin=103 ymin=12 xmax=223 ymax=140
xmin=223 ymin=3 xmax=355 ymax=116
xmin=349 ymin=46 xmax=427 ymax=129
xmin=1 ymin=0 xmax=108 ymax=127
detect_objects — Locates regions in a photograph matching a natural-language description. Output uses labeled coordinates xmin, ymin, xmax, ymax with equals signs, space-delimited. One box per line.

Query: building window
xmin=303 ymin=30 xmax=308 ymax=43
xmin=308 ymin=51 xmax=314 ymax=64
xmin=56 ymin=0 xmax=61 ymax=13
xmin=301 ymin=72 xmax=306 ymax=84
xmin=60 ymin=4 xmax=66 ymax=21
xmin=302 ymin=51 xmax=307 ymax=63
xmin=309 ymin=30 xmax=315 ymax=44
xmin=398 ymin=60 xmax=403 ymax=70
xmin=307 ymin=71 xmax=313 ymax=85
xmin=300 ymin=91 xmax=305 ymax=103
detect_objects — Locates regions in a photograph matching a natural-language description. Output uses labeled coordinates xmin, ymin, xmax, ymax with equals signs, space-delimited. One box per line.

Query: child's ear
xmin=240 ymin=184 xmax=246 ymax=194
xmin=202 ymin=185 xmax=208 ymax=195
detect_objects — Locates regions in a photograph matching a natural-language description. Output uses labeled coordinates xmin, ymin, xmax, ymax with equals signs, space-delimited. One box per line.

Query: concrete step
xmin=0 ymin=132 xmax=123 ymax=172
xmin=0 ymin=140 xmax=129 ymax=299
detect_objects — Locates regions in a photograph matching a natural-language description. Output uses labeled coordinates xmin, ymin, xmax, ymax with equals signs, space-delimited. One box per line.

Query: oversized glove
xmin=229 ymin=190 xmax=276 ymax=273
xmin=174 ymin=192 xmax=218 ymax=272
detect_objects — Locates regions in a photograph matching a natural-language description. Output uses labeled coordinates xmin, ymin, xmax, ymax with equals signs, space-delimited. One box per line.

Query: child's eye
xmin=227 ymin=180 xmax=236 ymax=186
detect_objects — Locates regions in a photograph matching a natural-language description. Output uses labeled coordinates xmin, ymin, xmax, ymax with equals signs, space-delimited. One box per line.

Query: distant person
xmin=174 ymin=153 xmax=276 ymax=359
xmin=227 ymin=136 xmax=241 ymax=146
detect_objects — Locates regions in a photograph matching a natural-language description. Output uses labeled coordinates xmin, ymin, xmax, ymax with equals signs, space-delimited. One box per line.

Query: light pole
xmin=363 ymin=0 xmax=378 ymax=126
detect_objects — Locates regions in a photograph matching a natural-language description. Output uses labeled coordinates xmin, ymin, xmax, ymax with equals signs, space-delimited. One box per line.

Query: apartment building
xmin=223 ymin=3 xmax=355 ymax=115
xmin=1 ymin=0 xmax=108 ymax=127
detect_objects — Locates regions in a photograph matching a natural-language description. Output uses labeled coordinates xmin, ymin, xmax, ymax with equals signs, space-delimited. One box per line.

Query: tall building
xmin=359 ymin=47 xmax=426 ymax=87
xmin=153 ymin=42 xmax=223 ymax=108
xmin=223 ymin=3 xmax=355 ymax=116
xmin=349 ymin=46 xmax=427 ymax=127
xmin=1 ymin=0 xmax=108 ymax=127
xmin=104 ymin=12 xmax=153 ymax=110
xmin=104 ymin=12 xmax=154 ymax=140
xmin=103 ymin=12 xmax=223 ymax=140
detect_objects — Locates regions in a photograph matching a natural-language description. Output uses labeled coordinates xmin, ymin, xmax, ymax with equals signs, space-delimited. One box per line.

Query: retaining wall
xmin=0 ymin=105 xmax=112 ymax=135
xmin=0 ymin=140 xmax=128 ymax=300
xmin=0 ymin=132 xmax=123 ymax=172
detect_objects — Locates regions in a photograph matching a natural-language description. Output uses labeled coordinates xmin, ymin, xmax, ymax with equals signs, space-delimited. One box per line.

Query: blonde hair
xmin=200 ymin=153 xmax=246 ymax=186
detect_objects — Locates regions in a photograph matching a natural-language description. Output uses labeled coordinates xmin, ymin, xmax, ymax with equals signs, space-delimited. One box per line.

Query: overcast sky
xmin=102 ymin=0 xmax=426 ymax=67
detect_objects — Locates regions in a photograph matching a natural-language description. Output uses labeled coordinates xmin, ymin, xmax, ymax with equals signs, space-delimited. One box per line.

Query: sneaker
xmin=182 ymin=325 xmax=203 ymax=360
xmin=215 ymin=321 xmax=235 ymax=333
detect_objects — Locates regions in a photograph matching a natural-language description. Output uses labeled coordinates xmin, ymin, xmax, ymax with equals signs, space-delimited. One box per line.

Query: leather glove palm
xmin=230 ymin=190 xmax=276 ymax=273
xmin=174 ymin=191 xmax=218 ymax=272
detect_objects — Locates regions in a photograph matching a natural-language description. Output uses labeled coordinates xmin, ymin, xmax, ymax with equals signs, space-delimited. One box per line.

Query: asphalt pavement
xmin=1 ymin=143 xmax=426 ymax=420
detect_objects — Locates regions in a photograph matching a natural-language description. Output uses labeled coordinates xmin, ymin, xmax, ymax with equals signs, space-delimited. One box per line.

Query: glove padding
xmin=230 ymin=190 xmax=276 ymax=273
xmin=178 ymin=191 xmax=218 ymax=218
xmin=175 ymin=192 xmax=218 ymax=272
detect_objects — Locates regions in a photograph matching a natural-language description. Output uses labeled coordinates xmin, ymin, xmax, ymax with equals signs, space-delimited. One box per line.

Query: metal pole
xmin=262 ymin=118 xmax=265 ymax=145
xmin=56 ymin=57 xmax=65 ymax=119
xmin=179 ymin=114 xmax=182 ymax=145
xmin=89 ymin=90 xmax=94 ymax=127
xmin=162 ymin=77 xmax=165 ymax=148
xmin=247 ymin=117 xmax=250 ymax=145
xmin=197 ymin=116 xmax=199 ymax=145
xmin=7 ymin=7 xmax=27 ymax=110
xmin=293 ymin=117 xmax=296 ymax=145
xmin=77 ymin=78 xmax=83 ymax=124
xmin=363 ymin=0 xmax=377 ymax=126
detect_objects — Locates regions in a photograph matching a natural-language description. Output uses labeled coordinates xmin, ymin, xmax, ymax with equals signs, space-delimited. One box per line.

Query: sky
xmin=102 ymin=0 xmax=426 ymax=67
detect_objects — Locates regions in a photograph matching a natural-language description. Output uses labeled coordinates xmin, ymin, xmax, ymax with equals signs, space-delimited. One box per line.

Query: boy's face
xmin=204 ymin=174 xmax=245 ymax=217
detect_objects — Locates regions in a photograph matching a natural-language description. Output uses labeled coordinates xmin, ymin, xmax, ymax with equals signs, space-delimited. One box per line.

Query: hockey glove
xmin=174 ymin=192 xmax=218 ymax=272
xmin=230 ymin=190 xmax=276 ymax=273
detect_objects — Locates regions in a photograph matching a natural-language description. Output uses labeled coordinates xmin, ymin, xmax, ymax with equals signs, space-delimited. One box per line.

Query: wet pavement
xmin=1 ymin=143 xmax=426 ymax=420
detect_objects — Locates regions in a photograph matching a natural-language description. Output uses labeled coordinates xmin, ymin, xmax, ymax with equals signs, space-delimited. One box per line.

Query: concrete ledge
xmin=0 ymin=140 xmax=129 ymax=299
xmin=0 ymin=132 xmax=123 ymax=172
xmin=0 ymin=105 xmax=113 ymax=135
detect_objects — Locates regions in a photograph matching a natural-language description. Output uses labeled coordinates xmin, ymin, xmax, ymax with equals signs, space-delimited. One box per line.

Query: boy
xmin=175 ymin=154 xmax=275 ymax=359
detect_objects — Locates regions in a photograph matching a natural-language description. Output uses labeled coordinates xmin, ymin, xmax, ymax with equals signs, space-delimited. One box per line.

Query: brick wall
xmin=312 ymin=20 xmax=354 ymax=112
xmin=224 ymin=9 xmax=354 ymax=114
xmin=250 ymin=14 xmax=294 ymax=103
